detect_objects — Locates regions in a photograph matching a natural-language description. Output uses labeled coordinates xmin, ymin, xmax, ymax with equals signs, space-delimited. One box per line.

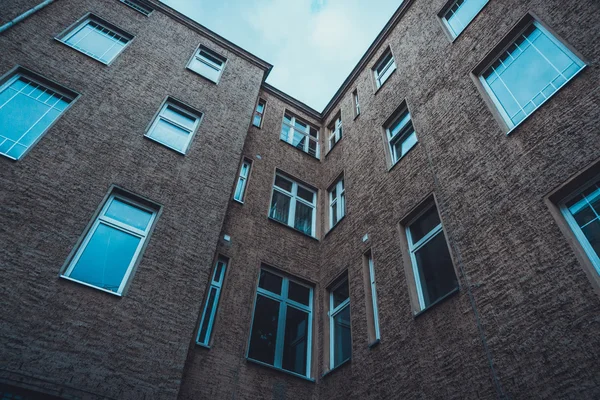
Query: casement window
xmin=253 ymin=99 xmax=266 ymax=128
xmin=119 ymin=0 xmax=153 ymax=16
xmin=280 ymin=113 xmax=319 ymax=158
xmin=233 ymin=159 xmax=252 ymax=203
xmin=441 ymin=0 xmax=489 ymax=38
xmin=363 ymin=251 xmax=380 ymax=342
xmin=560 ymin=179 xmax=600 ymax=276
xmin=327 ymin=116 xmax=343 ymax=151
xmin=406 ymin=204 xmax=458 ymax=311
xmin=0 ymin=70 xmax=76 ymax=160
xmin=352 ymin=90 xmax=360 ymax=117
xmin=329 ymin=277 xmax=351 ymax=369
xmin=385 ymin=106 xmax=417 ymax=165
xmin=60 ymin=16 xmax=133 ymax=64
xmin=145 ymin=99 xmax=202 ymax=154
xmin=328 ymin=176 xmax=345 ymax=229
xmin=247 ymin=269 xmax=313 ymax=378
xmin=197 ymin=257 xmax=228 ymax=346
xmin=62 ymin=191 xmax=159 ymax=295
xmin=373 ymin=49 xmax=396 ymax=89
xmin=478 ymin=20 xmax=585 ymax=130
xmin=269 ymin=174 xmax=317 ymax=237
xmin=187 ymin=46 xmax=227 ymax=83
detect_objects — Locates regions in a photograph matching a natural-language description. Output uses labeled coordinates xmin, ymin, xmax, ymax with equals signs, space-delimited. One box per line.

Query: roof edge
xmin=262 ymin=83 xmax=322 ymax=120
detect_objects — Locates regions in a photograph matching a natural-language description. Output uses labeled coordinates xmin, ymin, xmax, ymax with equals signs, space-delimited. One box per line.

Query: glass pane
xmin=567 ymin=195 xmax=597 ymax=227
xmin=274 ymin=176 xmax=293 ymax=192
xmin=161 ymin=106 xmax=196 ymax=130
xmin=253 ymin=114 xmax=262 ymax=127
xmin=67 ymin=23 xmax=122 ymax=62
xmin=297 ymin=186 xmax=314 ymax=203
xmin=282 ymin=306 xmax=309 ymax=376
xmin=389 ymin=111 xmax=411 ymax=138
xmin=581 ymin=220 xmax=600 ymax=260
xmin=288 ymin=281 xmax=310 ymax=306
xmin=445 ymin=0 xmax=489 ymax=36
xmin=198 ymin=287 xmax=217 ymax=344
xmin=308 ymin=139 xmax=318 ymax=157
xmin=414 ymin=231 xmax=458 ymax=308
xmin=270 ymin=190 xmax=290 ymax=224
xmin=332 ymin=279 xmax=349 ymax=308
xmin=0 ymin=90 xmax=52 ymax=142
xmin=69 ymin=223 xmax=141 ymax=292
xmin=189 ymin=57 xmax=221 ymax=82
xmin=376 ymin=53 xmax=393 ymax=74
xmin=294 ymin=202 xmax=313 ymax=236
xmin=248 ymin=295 xmax=280 ymax=366
xmin=234 ymin=177 xmax=246 ymax=201
xmin=105 ymin=198 xmax=153 ymax=231
xmin=256 ymin=102 xmax=265 ymax=113
xmin=333 ymin=305 xmax=351 ymax=367
xmin=409 ymin=206 xmax=441 ymax=244
xmin=292 ymin=131 xmax=306 ymax=150
xmin=213 ymin=260 xmax=226 ymax=283
xmin=331 ymin=202 xmax=338 ymax=227
xmin=148 ymin=118 xmax=192 ymax=152
xmin=393 ymin=129 xmax=417 ymax=160
xmin=258 ymin=270 xmax=283 ymax=295
xmin=199 ymin=50 xmax=224 ymax=67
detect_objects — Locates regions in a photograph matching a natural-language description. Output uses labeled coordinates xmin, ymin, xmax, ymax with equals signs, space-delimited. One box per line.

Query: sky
xmin=160 ymin=0 xmax=402 ymax=111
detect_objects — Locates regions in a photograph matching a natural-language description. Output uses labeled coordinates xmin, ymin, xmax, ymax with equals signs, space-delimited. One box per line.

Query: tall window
xmin=253 ymin=99 xmax=266 ymax=128
xmin=329 ymin=277 xmax=351 ymax=369
xmin=119 ymin=0 xmax=153 ymax=15
xmin=385 ymin=106 xmax=418 ymax=165
xmin=247 ymin=269 xmax=313 ymax=378
xmin=373 ymin=49 xmax=396 ymax=88
xmin=233 ymin=159 xmax=252 ymax=203
xmin=406 ymin=204 xmax=458 ymax=310
xmin=280 ymin=113 xmax=319 ymax=158
xmin=560 ymin=179 xmax=600 ymax=276
xmin=479 ymin=20 xmax=585 ymax=130
xmin=187 ymin=46 xmax=227 ymax=83
xmin=145 ymin=99 xmax=202 ymax=154
xmin=60 ymin=16 xmax=132 ymax=64
xmin=62 ymin=191 xmax=159 ymax=295
xmin=329 ymin=175 xmax=345 ymax=229
xmin=0 ymin=71 xmax=75 ymax=160
xmin=197 ymin=257 xmax=228 ymax=346
xmin=269 ymin=174 xmax=317 ymax=237
xmin=353 ymin=89 xmax=360 ymax=117
xmin=442 ymin=0 xmax=489 ymax=38
xmin=327 ymin=115 xmax=343 ymax=151
xmin=363 ymin=251 xmax=380 ymax=342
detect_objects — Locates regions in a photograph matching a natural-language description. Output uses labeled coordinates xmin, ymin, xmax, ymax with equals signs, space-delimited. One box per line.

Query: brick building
xmin=0 ymin=0 xmax=599 ymax=399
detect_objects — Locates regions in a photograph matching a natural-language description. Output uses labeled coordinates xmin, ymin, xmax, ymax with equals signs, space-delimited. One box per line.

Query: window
xmin=560 ymin=179 xmax=600 ymax=276
xmin=0 ymin=70 xmax=75 ymax=160
xmin=145 ymin=99 xmax=202 ymax=154
xmin=60 ymin=16 xmax=132 ymax=64
xmin=280 ymin=113 xmax=319 ymax=158
xmin=478 ymin=20 xmax=585 ymax=130
xmin=373 ymin=48 xmax=396 ymax=88
xmin=253 ymin=99 xmax=266 ymax=128
xmin=327 ymin=115 xmax=342 ymax=151
xmin=247 ymin=269 xmax=313 ymax=378
xmin=406 ymin=204 xmax=458 ymax=311
xmin=385 ymin=106 xmax=418 ymax=165
xmin=269 ymin=174 xmax=317 ymax=237
xmin=352 ymin=89 xmax=360 ymax=117
xmin=363 ymin=251 xmax=380 ymax=342
xmin=119 ymin=0 xmax=153 ymax=16
xmin=62 ymin=191 xmax=159 ymax=295
xmin=329 ymin=277 xmax=351 ymax=369
xmin=328 ymin=175 xmax=345 ymax=229
xmin=197 ymin=257 xmax=228 ymax=346
xmin=187 ymin=46 xmax=227 ymax=83
xmin=441 ymin=0 xmax=489 ymax=38
xmin=234 ymin=159 xmax=252 ymax=203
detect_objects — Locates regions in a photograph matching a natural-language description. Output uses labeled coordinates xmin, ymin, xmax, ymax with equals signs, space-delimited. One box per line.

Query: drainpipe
xmin=0 ymin=0 xmax=56 ymax=34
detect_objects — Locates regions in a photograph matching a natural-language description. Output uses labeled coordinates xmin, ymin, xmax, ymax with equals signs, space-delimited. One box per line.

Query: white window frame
xmin=246 ymin=269 xmax=313 ymax=378
xmin=441 ymin=0 xmax=489 ymax=38
xmin=119 ymin=0 xmax=153 ymax=16
xmin=386 ymin=108 xmax=417 ymax=165
xmin=328 ymin=116 xmax=343 ymax=152
xmin=187 ymin=46 xmax=227 ymax=84
xmin=329 ymin=177 xmax=345 ymax=229
xmin=269 ymin=174 xmax=317 ymax=237
xmin=373 ymin=49 xmax=396 ymax=89
xmin=329 ymin=277 xmax=351 ymax=370
xmin=61 ymin=193 xmax=158 ymax=296
xmin=253 ymin=99 xmax=266 ymax=128
xmin=145 ymin=100 xmax=202 ymax=154
xmin=233 ymin=159 xmax=252 ymax=203
xmin=280 ymin=113 xmax=320 ymax=158
xmin=367 ymin=253 xmax=380 ymax=341
xmin=353 ymin=90 xmax=360 ymax=117
xmin=196 ymin=257 xmax=228 ymax=347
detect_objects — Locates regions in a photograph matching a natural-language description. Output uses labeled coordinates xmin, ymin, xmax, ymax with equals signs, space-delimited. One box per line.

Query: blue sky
xmin=160 ymin=0 xmax=401 ymax=111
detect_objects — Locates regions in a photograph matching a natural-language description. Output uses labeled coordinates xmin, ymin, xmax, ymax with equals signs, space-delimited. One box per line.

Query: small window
xmin=406 ymin=204 xmax=458 ymax=311
xmin=328 ymin=175 xmax=345 ymax=229
xmin=62 ymin=190 xmax=159 ymax=295
xmin=0 ymin=70 xmax=76 ymax=160
xmin=352 ymin=89 xmax=360 ymax=117
xmin=327 ymin=115 xmax=343 ymax=152
xmin=269 ymin=173 xmax=317 ymax=238
xmin=197 ymin=256 xmax=228 ymax=346
xmin=247 ymin=268 xmax=313 ymax=378
xmin=60 ymin=16 xmax=133 ymax=64
xmin=119 ymin=0 xmax=153 ymax=16
xmin=233 ymin=158 xmax=252 ymax=203
xmin=441 ymin=0 xmax=489 ymax=38
xmin=363 ymin=250 xmax=380 ymax=343
xmin=280 ymin=113 xmax=319 ymax=158
xmin=385 ymin=105 xmax=418 ymax=166
xmin=253 ymin=99 xmax=266 ymax=128
xmin=373 ymin=48 xmax=396 ymax=89
xmin=145 ymin=99 xmax=202 ymax=154
xmin=187 ymin=46 xmax=227 ymax=84
xmin=329 ymin=276 xmax=351 ymax=369
xmin=478 ymin=20 xmax=585 ymax=130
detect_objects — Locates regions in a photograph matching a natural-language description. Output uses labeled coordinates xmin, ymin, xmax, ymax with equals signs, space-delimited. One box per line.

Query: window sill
xmin=195 ymin=342 xmax=210 ymax=349
xmin=232 ymin=198 xmax=244 ymax=205
xmin=144 ymin=135 xmax=188 ymax=155
xmin=279 ymin=139 xmax=320 ymax=161
xmin=325 ymin=138 xmax=342 ymax=157
xmin=368 ymin=338 xmax=380 ymax=348
xmin=59 ymin=275 xmax=123 ymax=297
xmin=373 ymin=68 xmax=397 ymax=95
xmin=323 ymin=215 xmax=346 ymax=239
xmin=322 ymin=358 xmax=351 ymax=378
xmin=387 ymin=141 xmax=419 ymax=173
xmin=353 ymin=112 xmax=360 ymax=121
xmin=413 ymin=286 xmax=460 ymax=319
xmin=267 ymin=217 xmax=319 ymax=241
xmin=246 ymin=358 xmax=315 ymax=382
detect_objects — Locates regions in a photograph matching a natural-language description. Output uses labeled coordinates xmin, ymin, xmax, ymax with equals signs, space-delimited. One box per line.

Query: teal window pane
xmin=105 ymin=198 xmax=153 ymax=231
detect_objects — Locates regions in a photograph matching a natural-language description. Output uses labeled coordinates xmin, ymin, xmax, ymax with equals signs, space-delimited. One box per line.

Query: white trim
xmin=196 ymin=257 xmax=228 ymax=346
xmin=234 ymin=159 xmax=252 ymax=203
xmin=280 ymin=113 xmax=320 ymax=158
xmin=253 ymin=99 xmax=266 ymax=128
xmin=329 ymin=177 xmax=345 ymax=229
xmin=328 ymin=117 xmax=343 ymax=152
xmin=442 ymin=0 xmax=489 ymax=38
xmin=145 ymin=100 xmax=202 ymax=154
xmin=386 ymin=108 xmax=417 ymax=165
xmin=373 ymin=50 xmax=396 ymax=88
xmin=329 ymin=277 xmax=351 ymax=370
xmin=367 ymin=253 xmax=380 ymax=341
xmin=187 ymin=46 xmax=227 ymax=84
xmin=269 ymin=174 xmax=317 ymax=237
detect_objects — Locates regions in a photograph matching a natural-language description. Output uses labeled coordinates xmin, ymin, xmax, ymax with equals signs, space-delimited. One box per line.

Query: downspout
xmin=0 ymin=0 xmax=56 ymax=34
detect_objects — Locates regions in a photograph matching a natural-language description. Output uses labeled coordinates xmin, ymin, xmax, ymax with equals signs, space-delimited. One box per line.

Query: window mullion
xmin=274 ymin=279 xmax=289 ymax=369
